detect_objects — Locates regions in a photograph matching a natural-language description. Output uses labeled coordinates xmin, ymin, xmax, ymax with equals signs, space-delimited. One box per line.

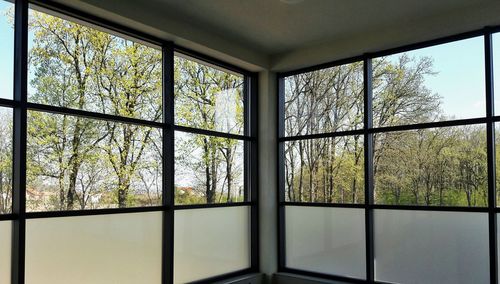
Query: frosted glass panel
xmin=26 ymin=212 xmax=162 ymax=284
xmin=0 ymin=221 xmax=11 ymax=284
xmin=498 ymin=214 xmax=500 ymax=281
xmin=174 ymin=206 xmax=250 ymax=283
xmin=285 ymin=206 xmax=366 ymax=279
xmin=374 ymin=210 xmax=489 ymax=284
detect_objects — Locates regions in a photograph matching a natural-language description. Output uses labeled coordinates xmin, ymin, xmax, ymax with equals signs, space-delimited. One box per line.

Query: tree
xmin=284 ymin=54 xmax=488 ymax=207
xmin=174 ymin=56 xmax=244 ymax=204
xmin=27 ymin=11 xmax=162 ymax=210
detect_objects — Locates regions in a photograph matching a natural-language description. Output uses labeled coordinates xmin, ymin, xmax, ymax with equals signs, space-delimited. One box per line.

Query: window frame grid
xmin=4 ymin=0 xmax=259 ymax=283
xmin=278 ymin=27 xmax=500 ymax=284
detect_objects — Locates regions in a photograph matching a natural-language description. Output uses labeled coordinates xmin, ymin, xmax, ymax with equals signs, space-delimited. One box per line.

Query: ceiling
xmin=58 ymin=0 xmax=500 ymax=72
xmin=144 ymin=0 xmax=489 ymax=54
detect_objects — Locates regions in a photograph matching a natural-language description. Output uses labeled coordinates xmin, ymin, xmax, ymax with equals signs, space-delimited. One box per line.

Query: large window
xmin=1 ymin=1 xmax=257 ymax=283
xmin=279 ymin=33 xmax=499 ymax=283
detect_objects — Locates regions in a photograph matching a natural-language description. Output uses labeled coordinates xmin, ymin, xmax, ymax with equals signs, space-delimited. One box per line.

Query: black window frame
xmin=1 ymin=0 xmax=259 ymax=283
xmin=278 ymin=28 xmax=500 ymax=283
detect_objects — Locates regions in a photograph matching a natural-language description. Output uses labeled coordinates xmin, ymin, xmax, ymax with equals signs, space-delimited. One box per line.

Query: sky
xmin=0 ymin=2 xmax=499 ymax=118
xmin=0 ymin=1 xmax=13 ymax=101
xmin=383 ymin=36 xmax=487 ymax=120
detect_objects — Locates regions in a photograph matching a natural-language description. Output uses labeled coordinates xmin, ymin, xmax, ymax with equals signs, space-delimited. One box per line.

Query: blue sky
xmin=0 ymin=2 xmax=498 ymax=119
xmin=384 ymin=36 xmax=487 ymax=120
xmin=0 ymin=1 xmax=13 ymax=100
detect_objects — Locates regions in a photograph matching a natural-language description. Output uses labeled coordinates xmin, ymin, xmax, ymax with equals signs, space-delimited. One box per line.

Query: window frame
xmin=278 ymin=28 xmax=499 ymax=283
xmin=3 ymin=0 xmax=259 ymax=283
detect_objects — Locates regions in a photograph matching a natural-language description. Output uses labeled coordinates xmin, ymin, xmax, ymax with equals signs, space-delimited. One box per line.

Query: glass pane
xmin=28 ymin=9 xmax=162 ymax=122
xmin=27 ymin=111 xmax=162 ymax=211
xmin=26 ymin=212 xmax=162 ymax=284
xmin=285 ymin=135 xmax=364 ymax=203
xmin=0 ymin=221 xmax=11 ymax=284
xmin=174 ymin=206 xmax=250 ymax=283
xmin=374 ymin=125 xmax=487 ymax=207
xmin=284 ymin=62 xmax=363 ymax=136
xmin=494 ymin=33 xmax=500 ymax=115
xmin=285 ymin=206 xmax=366 ymax=279
xmin=374 ymin=210 xmax=489 ymax=284
xmin=498 ymin=214 xmax=500 ymax=281
xmin=175 ymin=131 xmax=244 ymax=205
xmin=0 ymin=1 xmax=14 ymax=100
xmin=496 ymin=123 xmax=500 ymax=206
xmin=174 ymin=54 xmax=244 ymax=135
xmin=373 ymin=37 xmax=485 ymax=127
xmin=0 ymin=107 xmax=12 ymax=214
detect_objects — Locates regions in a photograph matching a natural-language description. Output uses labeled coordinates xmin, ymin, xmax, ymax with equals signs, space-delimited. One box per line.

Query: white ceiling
xmin=59 ymin=0 xmax=500 ymax=72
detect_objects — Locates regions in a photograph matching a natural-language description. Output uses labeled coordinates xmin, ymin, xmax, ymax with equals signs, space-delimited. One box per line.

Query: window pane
xmin=27 ymin=111 xmax=162 ymax=211
xmin=174 ymin=206 xmax=250 ymax=283
xmin=374 ymin=125 xmax=487 ymax=207
xmin=0 ymin=221 xmax=11 ymax=284
xmin=285 ymin=135 xmax=364 ymax=203
xmin=26 ymin=212 xmax=162 ymax=284
xmin=284 ymin=62 xmax=363 ymax=136
xmin=497 ymin=214 xmax=500 ymax=280
xmin=374 ymin=210 xmax=489 ymax=284
xmin=494 ymin=33 xmax=500 ymax=115
xmin=373 ymin=37 xmax=485 ymax=127
xmin=0 ymin=1 xmax=13 ymax=100
xmin=174 ymin=54 xmax=244 ymax=135
xmin=175 ymin=131 xmax=244 ymax=205
xmin=28 ymin=9 xmax=162 ymax=122
xmin=285 ymin=206 xmax=366 ymax=279
xmin=496 ymin=123 xmax=500 ymax=206
xmin=0 ymin=107 xmax=12 ymax=214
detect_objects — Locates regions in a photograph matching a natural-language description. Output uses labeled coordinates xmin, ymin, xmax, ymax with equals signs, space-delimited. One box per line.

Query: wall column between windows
xmin=258 ymin=70 xmax=278 ymax=283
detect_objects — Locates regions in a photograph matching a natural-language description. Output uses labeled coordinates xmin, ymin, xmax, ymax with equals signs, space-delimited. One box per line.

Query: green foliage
xmin=26 ymin=11 xmax=162 ymax=210
xmin=285 ymin=57 xmax=488 ymax=207
xmin=20 ymin=10 xmax=246 ymax=210
xmin=174 ymin=56 xmax=245 ymax=204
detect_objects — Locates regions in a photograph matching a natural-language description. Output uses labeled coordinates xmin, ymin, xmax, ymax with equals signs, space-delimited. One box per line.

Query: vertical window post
xmin=363 ymin=57 xmax=374 ymax=282
xmin=12 ymin=0 xmax=28 ymax=283
xmin=248 ymin=74 xmax=260 ymax=271
xmin=485 ymin=30 xmax=497 ymax=284
xmin=163 ymin=42 xmax=175 ymax=284
xmin=277 ymin=76 xmax=286 ymax=271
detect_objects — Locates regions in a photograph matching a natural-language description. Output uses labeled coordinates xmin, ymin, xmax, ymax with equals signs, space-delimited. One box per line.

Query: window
xmin=374 ymin=125 xmax=487 ymax=206
xmin=25 ymin=212 xmax=162 ymax=284
xmin=174 ymin=206 xmax=251 ymax=283
xmin=26 ymin=111 xmax=162 ymax=211
xmin=175 ymin=131 xmax=244 ymax=204
xmin=279 ymin=35 xmax=497 ymax=283
xmin=28 ymin=10 xmax=163 ymax=122
xmin=173 ymin=52 xmax=254 ymax=282
xmin=0 ymin=108 xmax=12 ymax=214
xmin=175 ymin=54 xmax=244 ymax=135
xmin=284 ymin=62 xmax=363 ymax=136
xmin=374 ymin=210 xmax=489 ymax=284
xmin=173 ymin=53 xmax=249 ymax=205
xmin=373 ymin=37 xmax=485 ymax=127
xmin=284 ymin=135 xmax=364 ymax=203
xmin=3 ymin=2 xmax=257 ymax=284
xmin=0 ymin=0 xmax=13 ymax=100
xmin=285 ymin=206 xmax=366 ymax=278
xmin=0 ymin=221 xmax=11 ymax=284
